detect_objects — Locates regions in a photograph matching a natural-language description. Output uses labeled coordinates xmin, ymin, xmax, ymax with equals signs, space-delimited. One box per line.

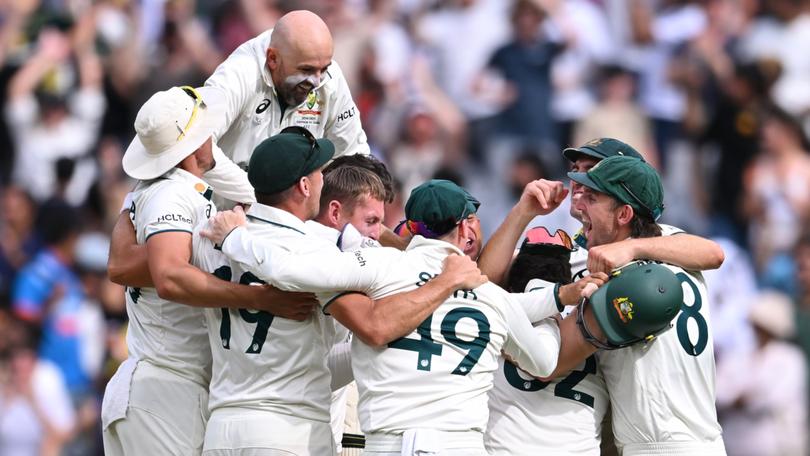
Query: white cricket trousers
xmin=364 ymin=430 xmax=487 ymax=456
xmin=202 ymin=407 xmax=336 ymax=456
xmin=103 ymin=361 xmax=209 ymax=456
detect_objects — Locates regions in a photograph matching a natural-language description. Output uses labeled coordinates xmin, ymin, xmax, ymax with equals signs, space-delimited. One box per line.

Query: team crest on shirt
xmin=613 ymin=297 xmax=634 ymax=323
xmin=295 ymin=92 xmax=322 ymax=127
xmin=306 ymin=92 xmax=318 ymax=109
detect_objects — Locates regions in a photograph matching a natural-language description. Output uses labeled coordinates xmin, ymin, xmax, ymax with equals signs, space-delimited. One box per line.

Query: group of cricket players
xmin=99 ymin=9 xmax=729 ymax=456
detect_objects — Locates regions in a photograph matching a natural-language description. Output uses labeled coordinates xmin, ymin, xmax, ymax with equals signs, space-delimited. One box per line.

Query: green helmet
xmin=578 ymin=262 xmax=682 ymax=349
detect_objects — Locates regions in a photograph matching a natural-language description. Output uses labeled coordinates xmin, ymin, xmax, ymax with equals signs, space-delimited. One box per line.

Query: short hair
xmin=324 ymin=155 xmax=395 ymax=203
xmin=608 ymin=198 xmax=662 ymax=239
xmin=255 ymin=186 xmax=297 ymax=207
xmin=506 ymin=248 xmax=573 ymax=293
xmin=321 ymin=165 xmax=386 ymax=213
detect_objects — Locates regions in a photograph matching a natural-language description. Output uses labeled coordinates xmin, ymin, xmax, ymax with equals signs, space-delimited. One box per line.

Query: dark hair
xmin=255 ymin=187 xmax=297 ymax=207
xmin=506 ymin=245 xmax=573 ymax=293
xmin=606 ymin=197 xmax=662 ymax=239
xmin=36 ymin=199 xmax=81 ymax=246
xmin=321 ymin=165 xmax=386 ymax=213
xmin=324 ymin=155 xmax=395 ymax=203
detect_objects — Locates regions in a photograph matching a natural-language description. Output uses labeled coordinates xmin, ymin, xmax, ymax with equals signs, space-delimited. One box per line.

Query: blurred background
xmin=0 ymin=0 xmax=808 ymax=454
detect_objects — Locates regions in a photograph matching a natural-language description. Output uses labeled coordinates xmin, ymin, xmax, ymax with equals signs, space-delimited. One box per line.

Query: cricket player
xmin=566 ymin=155 xmax=726 ymax=455
xmin=193 ymin=132 xmax=486 ymax=455
xmin=478 ymin=138 xmax=725 ymax=455
xmin=101 ymin=86 xmax=313 ymax=456
xmin=202 ymin=10 xmax=369 ymax=200
xmin=486 ymin=228 xmax=608 ymax=456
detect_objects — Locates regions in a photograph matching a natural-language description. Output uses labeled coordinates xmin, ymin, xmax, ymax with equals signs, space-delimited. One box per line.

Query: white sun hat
xmin=123 ymin=86 xmax=225 ymax=180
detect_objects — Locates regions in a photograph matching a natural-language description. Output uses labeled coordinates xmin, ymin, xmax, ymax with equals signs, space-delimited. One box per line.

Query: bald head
xmin=271 ymin=10 xmax=333 ymax=57
xmin=266 ymin=10 xmax=334 ymax=106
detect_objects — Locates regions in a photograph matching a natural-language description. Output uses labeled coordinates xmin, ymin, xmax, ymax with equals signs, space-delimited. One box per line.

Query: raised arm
xmin=586 ymin=233 xmax=725 ymax=275
xmin=327 ymin=254 xmax=487 ymax=347
xmin=478 ymin=180 xmax=569 ymax=285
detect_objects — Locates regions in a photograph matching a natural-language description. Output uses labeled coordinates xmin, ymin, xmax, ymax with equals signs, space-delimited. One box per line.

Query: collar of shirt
xmin=406 ymin=235 xmax=465 ymax=257
xmin=304 ymin=220 xmax=341 ymax=245
xmin=246 ymin=203 xmax=308 ymax=235
xmin=160 ymin=168 xmax=212 ymax=200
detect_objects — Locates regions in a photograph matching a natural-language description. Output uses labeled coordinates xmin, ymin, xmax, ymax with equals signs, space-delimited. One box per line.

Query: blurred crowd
xmin=0 ymin=0 xmax=809 ymax=454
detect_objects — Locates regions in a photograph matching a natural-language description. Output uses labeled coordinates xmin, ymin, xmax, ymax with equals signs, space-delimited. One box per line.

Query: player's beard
xmin=278 ymin=74 xmax=320 ymax=106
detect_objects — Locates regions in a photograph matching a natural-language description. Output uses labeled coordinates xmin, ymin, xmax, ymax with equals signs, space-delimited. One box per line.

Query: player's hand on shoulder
xmin=557 ymin=272 xmax=608 ymax=306
xmin=586 ymin=240 xmax=636 ymax=275
xmin=201 ymin=205 xmax=248 ymax=245
xmin=440 ymin=254 xmax=488 ymax=290
xmin=252 ymin=284 xmax=317 ymax=321
xmin=518 ymin=179 xmax=569 ymax=217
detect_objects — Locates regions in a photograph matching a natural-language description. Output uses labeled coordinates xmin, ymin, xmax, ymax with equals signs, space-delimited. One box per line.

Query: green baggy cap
xmin=563 ymin=137 xmax=644 ymax=163
xmin=248 ymin=128 xmax=335 ymax=195
xmin=568 ymin=155 xmax=664 ymax=220
xmin=405 ymin=179 xmax=480 ymax=238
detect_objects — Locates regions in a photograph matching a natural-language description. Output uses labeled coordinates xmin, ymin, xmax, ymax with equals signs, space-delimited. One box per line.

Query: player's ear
xmin=328 ymin=200 xmax=342 ymax=225
xmin=457 ymin=218 xmax=471 ymax=242
xmin=266 ymin=47 xmax=280 ymax=71
xmin=298 ymin=176 xmax=311 ymax=198
xmin=616 ymin=204 xmax=634 ymax=226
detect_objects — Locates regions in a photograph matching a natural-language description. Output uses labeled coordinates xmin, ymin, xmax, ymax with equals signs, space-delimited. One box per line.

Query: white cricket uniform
xmin=598 ymin=263 xmax=725 ymax=455
xmin=219 ymin=229 xmax=563 ymax=455
xmin=203 ymin=29 xmax=369 ymax=200
xmin=487 ymin=282 xmax=608 ymax=456
xmin=102 ymin=168 xmax=216 ymax=456
xmin=192 ymin=205 xmax=340 ymax=456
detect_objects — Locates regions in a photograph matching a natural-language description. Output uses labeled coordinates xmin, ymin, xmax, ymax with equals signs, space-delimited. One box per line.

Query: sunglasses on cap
xmin=280 ymin=126 xmax=321 ymax=176
xmin=521 ymin=226 xmax=574 ymax=252
xmin=177 ymin=86 xmax=206 ymax=141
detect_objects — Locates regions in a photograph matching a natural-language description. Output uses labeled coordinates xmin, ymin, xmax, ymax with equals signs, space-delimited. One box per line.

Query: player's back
xmin=126 ymin=170 xmax=214 ymax=386
xmin=351 ymin=238 xmax=514 ymax=434
xmin=193 ymin=207 xmax=336 ymax=423
xmin=486 ymin=328 xmax=607 ymax=455
xmin=597 ymin=264 xmax=725 ymax=455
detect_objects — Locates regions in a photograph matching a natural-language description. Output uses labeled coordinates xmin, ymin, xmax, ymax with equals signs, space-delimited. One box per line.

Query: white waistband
xmin=365 ymin=430 xmax=483 ymax=452
xmin=621 ymin=439 xmax=727 ymax=455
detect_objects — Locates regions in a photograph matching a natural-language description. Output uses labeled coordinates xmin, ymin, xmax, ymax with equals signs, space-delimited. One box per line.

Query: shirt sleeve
xmin=323 ymin=63 xmax=370 ymax=158
xmin=139 ymin=184 xmax=197 ymax=241
xmin=499 ymin=289 xmax=561 ymax=378
xmin=509 ymin=287 xmax=560 ymax=324
xmin=221 ymin=226 xmax=387 ymax=296
xmin=203 ymin=143 xmax=257 ymax=204
xmin=204 ymin=48 xmax=255 ymax=144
